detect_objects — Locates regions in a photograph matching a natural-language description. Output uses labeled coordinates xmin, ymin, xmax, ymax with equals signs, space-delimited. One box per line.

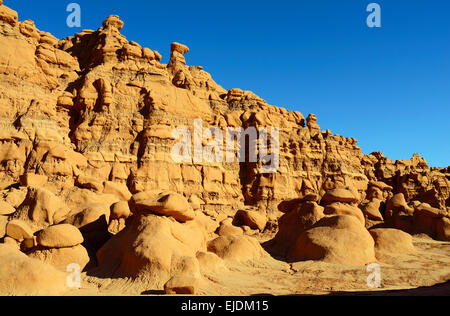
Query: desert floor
xmin=65 ymin=235 xmax=450 ymax=296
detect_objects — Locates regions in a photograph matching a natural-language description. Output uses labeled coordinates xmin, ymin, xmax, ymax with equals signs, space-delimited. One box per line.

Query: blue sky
xmin=6 ymin=0 xmax=450 ymax=167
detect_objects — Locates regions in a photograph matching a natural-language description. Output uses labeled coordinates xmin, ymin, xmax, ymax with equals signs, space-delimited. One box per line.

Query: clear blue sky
xmin=6 ymin=0 xmax=450 ymax=167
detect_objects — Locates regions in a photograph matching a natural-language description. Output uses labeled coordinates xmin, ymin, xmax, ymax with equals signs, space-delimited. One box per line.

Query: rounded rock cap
xmin=102 ymin=15 xmax=124 ymax=31
xmin=171 ymin=42 xmax=189 ymax=55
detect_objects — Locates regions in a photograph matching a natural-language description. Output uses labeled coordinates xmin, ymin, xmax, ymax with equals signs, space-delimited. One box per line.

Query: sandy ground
xmin=67 ymin=236 xmax=450 ymax=296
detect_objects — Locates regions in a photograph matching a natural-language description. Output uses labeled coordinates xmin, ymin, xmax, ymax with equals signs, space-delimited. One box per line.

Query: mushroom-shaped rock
xmin=233 ymin=209 xmax=267 ymax=231
xmin=360 ymin=199 xmax=384 ymax=222
xmin=171 ymin=42 xmax=190 ymax=55
xmin=369 ymin=228 xmax=415 ymax=256
xmin=386 ymin=193 xmax=414 ymax=216
xmin=207 ymin=235 xmax=268 ymax=262
xmin=6 ymin=220 xmax=33 ymax=241
xmin=96 ymin=213 xmax=207 ymax=287
xmin=102 ymin=15 xmax=124 ymax=31
xmin=36 ymin=224 xmax=84 ymax=248
xmin=134 ymin=192 xmax=195 ymax=223
xmin=322 ymin=186 xmax=359 ymax=204
xmin=278 ymin=194 xmax=319 ymax=213
xmin=287 ymin=215 xmax=376 ymax=266
xmin=269 ymin=201 xmax=324 ymax=257
xmin=110 ymin=201 xmax=131 ymax=220
xmin=369 ymin=180 xmax=393 ymax=191
xmin=324 ymin=202 xmax=365 ymax=226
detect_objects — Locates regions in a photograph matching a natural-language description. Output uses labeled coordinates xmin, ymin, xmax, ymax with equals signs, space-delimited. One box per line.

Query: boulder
xmin=360 ymin=199 xmax=384 ymax=222
xmin=37 ymin=224 xmax=84 ymax=248
xmin=277 ymin=195 xmax=319 ymax=213
xmin=233 ymin=209 xmax=267 ymax=231
xmin=415 ymin=203 xmax=447 ymax=218
xmin=15 ymin=188 xmax=70 ymax=227
xmin=103 ymin=181 xmax=132 ymax=201
xmin=75 ymin=175 xmax=104 ymax=192
xmin=269 ymin=201 xmax=324 ymax=257
xmin=436 ymin=217 xmax=450 ymax=241
xmin=0 ymin=245 xmax=68 ymax=295
xmin=171 ymin=42 xmax=190 ymax=55
xmin=0 ymin=201 xmax=15 ymax=215
xmin=28 ymin=244 xmax=90 ymax=271
xmin=369 ymin=228 xmax=415 ymax=255
xmin=6 ymin=219 xmax=33 ymax=241
xmin=63 ymin=204 xmax=110 ymax=232
xmin=110 ymin=201 xmax=131 ymax=220
xmin=207 ymin=235 xmax=268 ymax=262
xmin=96 ymin=213 xmax=207 ymax=288
xmin=164 ymin=274 xmax=199 ymax=295
xmin=287 ymin=215 xmax=376 ymax=266
xmin=21 ymin=173 xmax=48 ymax=187
xmin=216 ymin=222 xmax=244 ymax=236
xmin=196 ymin=251 xmax=225 ymax=272
xmin=134 ymin=192 xmax=195 ymax=223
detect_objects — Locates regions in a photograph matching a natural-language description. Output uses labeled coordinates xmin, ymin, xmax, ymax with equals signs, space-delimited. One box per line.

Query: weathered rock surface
xmin=134 ymin=192 xmax=195 ymax=222
xmin=369 ymin=228 xmax=415 ymax=256
xmin=28 ymin=244 xmax=90 ymax=271
xmin=207 ymin=235 xmax=269 ymax=262
xmin=287 ymin=215 xmax=376 ymax=265
xmin=6 ymin=219 xmax=33 ymax=241
xmin=95 ymin=212 xmax=207 ymax=288
xmin=0 ymin=244 xmax=68 ymax=295
xmin=36 ymin=224 xmax=84 ymax=248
